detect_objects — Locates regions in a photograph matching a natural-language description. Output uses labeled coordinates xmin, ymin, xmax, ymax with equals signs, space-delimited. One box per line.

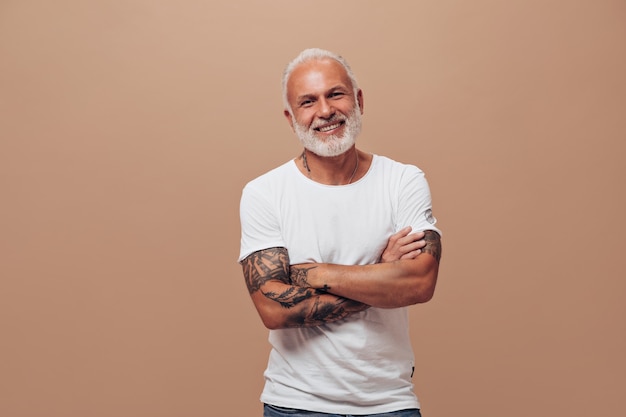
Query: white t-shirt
xmin=238 ymin=154 xmax=440 ymax=414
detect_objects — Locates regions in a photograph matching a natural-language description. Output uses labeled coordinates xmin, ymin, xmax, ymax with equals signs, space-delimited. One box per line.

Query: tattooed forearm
xmin=284 ymin=297 xmax=368 ymax=328
xmin=289 ymin=265 xmax=318 ymax=288
xmin=422 ymin=230 xmax=442 ymax=263
xmin=263 ymin=286 xmax=320 ymax=308
xmin=242 ymin=247 xmax=290 ymax=294
xmin=241 ymin=247 xmax=337 ymax=308
xmin=242 ymin=247 xmax=369 ymax=328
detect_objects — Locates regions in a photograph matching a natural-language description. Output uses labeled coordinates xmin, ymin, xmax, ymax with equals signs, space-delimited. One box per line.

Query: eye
xmin=299 ymin=99 xmax=314 ymax=108
xmin=329 ymin=91 xmax=345 ymax=99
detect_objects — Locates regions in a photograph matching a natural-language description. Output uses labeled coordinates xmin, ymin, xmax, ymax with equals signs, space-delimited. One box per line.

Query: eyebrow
xmin=295 ymin=85 xmax=350 ymax=102
xmin=296 ymin=93 xmax=317 ymax=102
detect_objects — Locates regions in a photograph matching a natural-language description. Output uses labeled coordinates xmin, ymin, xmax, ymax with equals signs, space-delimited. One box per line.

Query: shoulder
xmin=371 ymin=154 xmax=426 ymax=179
xmin=243 ymin=160 xmax=296 ymax=193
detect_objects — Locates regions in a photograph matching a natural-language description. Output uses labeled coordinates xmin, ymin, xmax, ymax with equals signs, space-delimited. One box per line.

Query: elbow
xmin=258 ymin=309 xmax=283 ymax=330
xmin=409 ymin=272 xmax=438 ymax=305
xmin=257 ymin=304 xmax=288 ymax=330
xmin=403 ymin=290 xmax=434 ymax=306
xmin=250 ymin=292 xmax=287 ymax=330
xmin=394 ymin=258 xmax=439 ymax=306
xmin=412 ymin=287 xmax=435 ymax=304
xmin=382 ymin=285 xmax=435 ymax=308
xmin=260 ymin=314 xmax=285 ymax=330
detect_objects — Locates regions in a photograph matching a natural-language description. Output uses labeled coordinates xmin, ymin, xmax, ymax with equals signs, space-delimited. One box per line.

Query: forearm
xmin=250 ymin=280 xmax=368 ymax=329
xmin=242 ymin=247 xmax=368 ymax=330
xmin=299 ymin=260 xmax=437 ymax=308
xmin=292 ymin=231 xmax=442 ymax=308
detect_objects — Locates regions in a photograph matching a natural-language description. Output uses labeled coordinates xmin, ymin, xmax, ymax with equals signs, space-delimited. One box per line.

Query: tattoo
xmin=289 ymin=265 xmax=317 ymax=287
xmin=241 ymin=247 xmax=290 ymax=294
xmin=242 ymin=248 xmax=319 ymax=307
xmin=263 ymin=286 xmax=319 ymax=308
xmin=284 ymin=297 xmax=367 ymax=328
xmin=422 ymin=230 xmax=442 ymax=263
xmin=301 ymin=150 xmax=311 ymax=173
xmin=242 ymin=247 xmax=366 ymax=327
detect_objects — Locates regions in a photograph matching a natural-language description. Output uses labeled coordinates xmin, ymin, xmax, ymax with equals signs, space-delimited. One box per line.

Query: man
xmin=238 ymin=48 xmax=442 ymax=417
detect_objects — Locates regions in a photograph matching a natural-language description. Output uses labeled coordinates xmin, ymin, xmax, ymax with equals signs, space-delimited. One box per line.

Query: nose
xmin=316 ymin=97 xmax=335 ymax=119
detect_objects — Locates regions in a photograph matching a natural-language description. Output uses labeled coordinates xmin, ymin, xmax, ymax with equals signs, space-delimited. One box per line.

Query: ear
xmin=356 ymin=89 xmax=364 ymax=114
xmin=284 ymin=109 xmax=295 ymax=131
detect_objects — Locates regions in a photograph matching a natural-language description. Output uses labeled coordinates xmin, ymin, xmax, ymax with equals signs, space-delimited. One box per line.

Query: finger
xmin=401 ymin=249 xmax=422 ymax=260
xmin=399 ymin=239 xmax=426 ymax=254
xmin=397 ymin=231 xmax=425 ymax=245
xmin=393 ymin=226 xmax=412 ymax=239
xmin=407 ymin=231 xmax=426 ymax=241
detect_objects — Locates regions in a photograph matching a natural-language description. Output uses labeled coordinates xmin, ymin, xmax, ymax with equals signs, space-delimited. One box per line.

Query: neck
xmin=300 ymin=148 xmax=359 ymax=185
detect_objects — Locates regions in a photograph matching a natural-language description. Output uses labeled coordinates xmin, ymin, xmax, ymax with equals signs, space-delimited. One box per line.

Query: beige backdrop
xmin=1 ymin=1 xmax=625 ymax=416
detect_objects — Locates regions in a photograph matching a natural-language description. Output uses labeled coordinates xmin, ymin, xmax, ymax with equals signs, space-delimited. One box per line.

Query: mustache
xmin=310 ymin=114 xmax=347 ymax=130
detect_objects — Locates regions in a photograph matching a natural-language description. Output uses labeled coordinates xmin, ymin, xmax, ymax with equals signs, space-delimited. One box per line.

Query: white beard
xmin=293 ymin=105 xmax=362 ymax=157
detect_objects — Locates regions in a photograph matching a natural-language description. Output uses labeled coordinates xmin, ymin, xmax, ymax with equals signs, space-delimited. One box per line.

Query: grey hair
xmin=282 ymin=48 xmax=359 ymax=114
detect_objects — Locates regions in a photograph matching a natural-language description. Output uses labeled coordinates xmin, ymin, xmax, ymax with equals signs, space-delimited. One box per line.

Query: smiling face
xmin=284 ymin=58 xmax=364 ymax=157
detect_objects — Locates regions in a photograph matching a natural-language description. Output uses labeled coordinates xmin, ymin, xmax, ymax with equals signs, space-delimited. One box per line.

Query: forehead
xmin=286 ymin=59 xmax=353 ymax=99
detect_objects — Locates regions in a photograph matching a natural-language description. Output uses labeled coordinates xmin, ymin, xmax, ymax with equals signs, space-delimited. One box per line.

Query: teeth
xmin=318 ymin=122 xmax=342 ymax=132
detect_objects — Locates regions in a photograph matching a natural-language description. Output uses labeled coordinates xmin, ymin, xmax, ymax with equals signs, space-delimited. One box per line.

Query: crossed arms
xmin=241 ymin=228 xmax=441 ymax=330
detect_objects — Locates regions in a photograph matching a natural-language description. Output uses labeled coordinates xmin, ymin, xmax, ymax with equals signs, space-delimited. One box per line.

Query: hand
xmin=379 ymin=226 xmax=426 ymax=263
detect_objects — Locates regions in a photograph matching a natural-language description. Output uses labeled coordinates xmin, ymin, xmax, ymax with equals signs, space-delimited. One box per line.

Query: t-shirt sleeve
xmin=396 ymin=165 xmax=441 ymax=236
xmin=238 ymin=182 xmax=286 ymax=263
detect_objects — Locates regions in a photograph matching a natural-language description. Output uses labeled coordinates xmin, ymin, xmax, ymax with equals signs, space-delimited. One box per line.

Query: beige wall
xmin=1 ymin=1 xmax=625 ymax=416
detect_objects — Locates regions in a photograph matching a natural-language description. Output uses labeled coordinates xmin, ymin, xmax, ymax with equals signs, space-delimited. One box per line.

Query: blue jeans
xmin=263 ymin=404 xmax=422 ymax=417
